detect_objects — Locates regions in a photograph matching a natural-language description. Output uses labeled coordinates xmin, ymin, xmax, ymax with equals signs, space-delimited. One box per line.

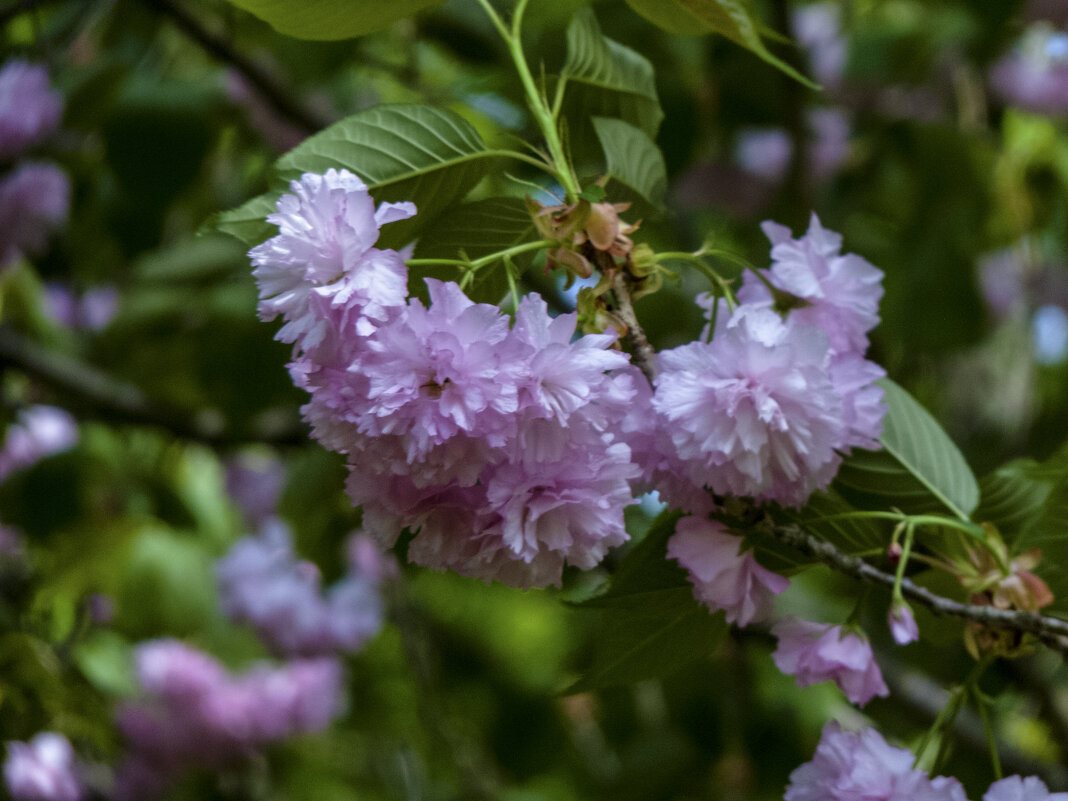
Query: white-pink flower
xmin=738 ymin=213 xmax=884 ymax=356
xmin=654 ymin=303 xmax=845 ymax=506
xmin=667 ymin=515 xmax=788 ymax=626
xmin=786 ymin=721 xmax=967 ymax=801
xmin=771 ymin=618 xmax=889 ymax=706
xmin=250 ymin=168 xmax=413 ymax=350
xmin=984 ymin=775 xmax=1068 ymax=801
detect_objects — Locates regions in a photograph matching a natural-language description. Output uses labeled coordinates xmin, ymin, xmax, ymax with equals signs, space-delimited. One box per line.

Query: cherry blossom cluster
xmin=650 ymin=215 xmax=886 ymax=512
xmin=112 ymin=639 xmax=342 ymax=801
xmin=216 ymin=519 xmax=388 ymax=656
xmin=788 ymin=722 xmax=1068 ymax=801
xmin=251 ymin=168 xmax=642 ymax=588
xmin=0 ymin=60 xmax=69 ymax=269
xmin=250 ymin=169 xmax=890 ymax=595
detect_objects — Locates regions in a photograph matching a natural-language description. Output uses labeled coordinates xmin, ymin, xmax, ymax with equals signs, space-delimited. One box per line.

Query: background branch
xmin=145 ymin=0 xmax=330 ymax=134
xmin=0 ymin=327 xmax=306 ymax=446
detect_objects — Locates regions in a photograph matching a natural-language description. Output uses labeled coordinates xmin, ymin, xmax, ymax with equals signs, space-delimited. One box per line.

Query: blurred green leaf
xmin=225 ymin=0 xmax=445 ymax=41
xmin=568 ymin=510 xmax=726 ymax=691
xmin=623 ymin=0 xmax=817 ymax=87
xmin=591 ymin=116 xmax=667 ymax=210
xmin=834 ymin=379 xmax=980 ymax=520
xmin=561 ymin=8 xmax=664 ymax=139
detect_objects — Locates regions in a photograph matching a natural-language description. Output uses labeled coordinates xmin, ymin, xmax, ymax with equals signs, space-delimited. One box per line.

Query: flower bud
xmin=887 ymin=601 xmax=919 ymax=645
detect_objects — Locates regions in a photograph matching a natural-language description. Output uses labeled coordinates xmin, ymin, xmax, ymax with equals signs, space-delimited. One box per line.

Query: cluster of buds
xmin=529 ymin=191 xmax=639 ymax=278
xmin=528 ymin=185 xmax=669 ymax=335
xmin=957 ymin=525 xmax=1054 ymax=658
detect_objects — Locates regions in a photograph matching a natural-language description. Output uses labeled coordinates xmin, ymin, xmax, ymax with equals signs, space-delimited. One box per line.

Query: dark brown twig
xmin=145 ymin=0 xmax=329 ymax=134
xmin=0 ymin=326 xmax=305 ymax=445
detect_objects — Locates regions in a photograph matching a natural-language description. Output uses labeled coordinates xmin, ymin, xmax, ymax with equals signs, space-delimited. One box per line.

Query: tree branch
xmin=0 ymin=327 xmax=306 ymax=446
xmin=144 ymin=0 xmax=330 ymax=135
xmin=609 ymin=270 xmax=658 ymax=384
xmin=759 ymin=515 xmax=1068 ymax=657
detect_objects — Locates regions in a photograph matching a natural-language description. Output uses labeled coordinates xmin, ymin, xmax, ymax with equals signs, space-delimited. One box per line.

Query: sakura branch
xmin=760 ymin=515 xmax=1068 ymax=657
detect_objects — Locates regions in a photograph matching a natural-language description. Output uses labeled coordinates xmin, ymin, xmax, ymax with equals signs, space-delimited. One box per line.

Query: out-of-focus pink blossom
xmin=0 ymin=60 xmax=63 ymax=161
xmin=114 ymin=639 xmax=343 ymax=801
xmin=0 ymin=405 xmax=78 ymax=482
xmin=3 ymin=733 xmax=83 ymax=801
xmin=990 ymin=26 xmax=1068 ymax=115
xmin=0 ymin=163 xmax=70 ymax=268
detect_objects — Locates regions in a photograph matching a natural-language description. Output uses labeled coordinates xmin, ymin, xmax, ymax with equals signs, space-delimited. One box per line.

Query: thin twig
xmin=761 ymin=517 xmax=1068 ymax=657
xmin=601 ymin=259 xmax=657 ymax=383
xmin=0 ymin=327 xmax=306 ymax=445
xmin=144 ymin=0 xmax=329 ymax=134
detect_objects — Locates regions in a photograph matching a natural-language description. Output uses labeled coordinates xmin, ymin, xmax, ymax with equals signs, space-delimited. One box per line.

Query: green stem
xmin=406 ymin=240 xmax=554 ymax=274
xmin=473 ymin=0 xmax=580 ymax=199
xmin=914 ymin=653 xmax=995 ymax=772
xmin=973 ymin=686 xmax=1002 ymax=780
xmin=504 ymin=257 xmax=520 ymax=311
xmin=486 ymin=148 xmax=555 ymax=172
xmin=658 ymin=253 xmax=737 ymax=310
xmin=913 ymin=686 xmax=966 ymax=770
xmin=807 ymin=511 xmax=985 ymax=539
xmin=891 ymin=522 xmax=915 ymax=603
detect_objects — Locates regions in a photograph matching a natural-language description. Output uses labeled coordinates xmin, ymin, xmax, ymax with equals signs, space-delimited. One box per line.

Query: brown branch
xmin=760 ymin=516 xmax=1068 ymax=657
xmin=0 ymin=326 xmax=306 ymax=446
xmin=144 ymin=0 xmax=329 ymax=135
xmin=609 ymin=270 xmax=658 ymax=384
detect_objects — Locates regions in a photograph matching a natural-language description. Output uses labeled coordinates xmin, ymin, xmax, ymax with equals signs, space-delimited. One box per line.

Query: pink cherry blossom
xmin=771 ymin=618 xmax=889 ymax=705
xmin=667 ymin=515 xmax=788 ymax=626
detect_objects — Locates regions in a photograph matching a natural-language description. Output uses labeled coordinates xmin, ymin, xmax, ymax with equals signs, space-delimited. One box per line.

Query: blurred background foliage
xmin=2 ymin=0 xmax=1068 ymax=799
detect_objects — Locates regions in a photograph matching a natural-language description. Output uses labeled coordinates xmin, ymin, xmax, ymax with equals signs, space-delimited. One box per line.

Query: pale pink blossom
xmin=984 ymin=775 xmax=1068 ymax=801
xmin=786 ymin=721 xmax=967 ymax=801
xmin=772 ymin=618 xmax=889 ymax=705
xmin=667 ymin=515 xmax=788 ymax=626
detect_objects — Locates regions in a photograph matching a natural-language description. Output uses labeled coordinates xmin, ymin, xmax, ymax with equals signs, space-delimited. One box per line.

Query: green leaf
xmin=1016 ymin=475 xmax=1068 ymax=613
xmin=623 ymin=0 xmax=818 ymax=88
xmin=974 ymin=459 xmax=1056 ymax=542
xmin=834 ymin=379 xmax=980 ymax=521
xmin=752 ymin=490 xmax=885 ymax=573
xmin=567 ymin=510 xmax=727 ymax=691
xmin=411 ymin=197 xmax=537 ymax=304
xmin=591 ymin=116 xmax=667 ymax=210
xmin=216 ymin=105 xmax=502 ymax=251
xmin=224 ymin=0 xmax=444 ymax=41
xmin=561 ymin=8 xmax=664 ymax=139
